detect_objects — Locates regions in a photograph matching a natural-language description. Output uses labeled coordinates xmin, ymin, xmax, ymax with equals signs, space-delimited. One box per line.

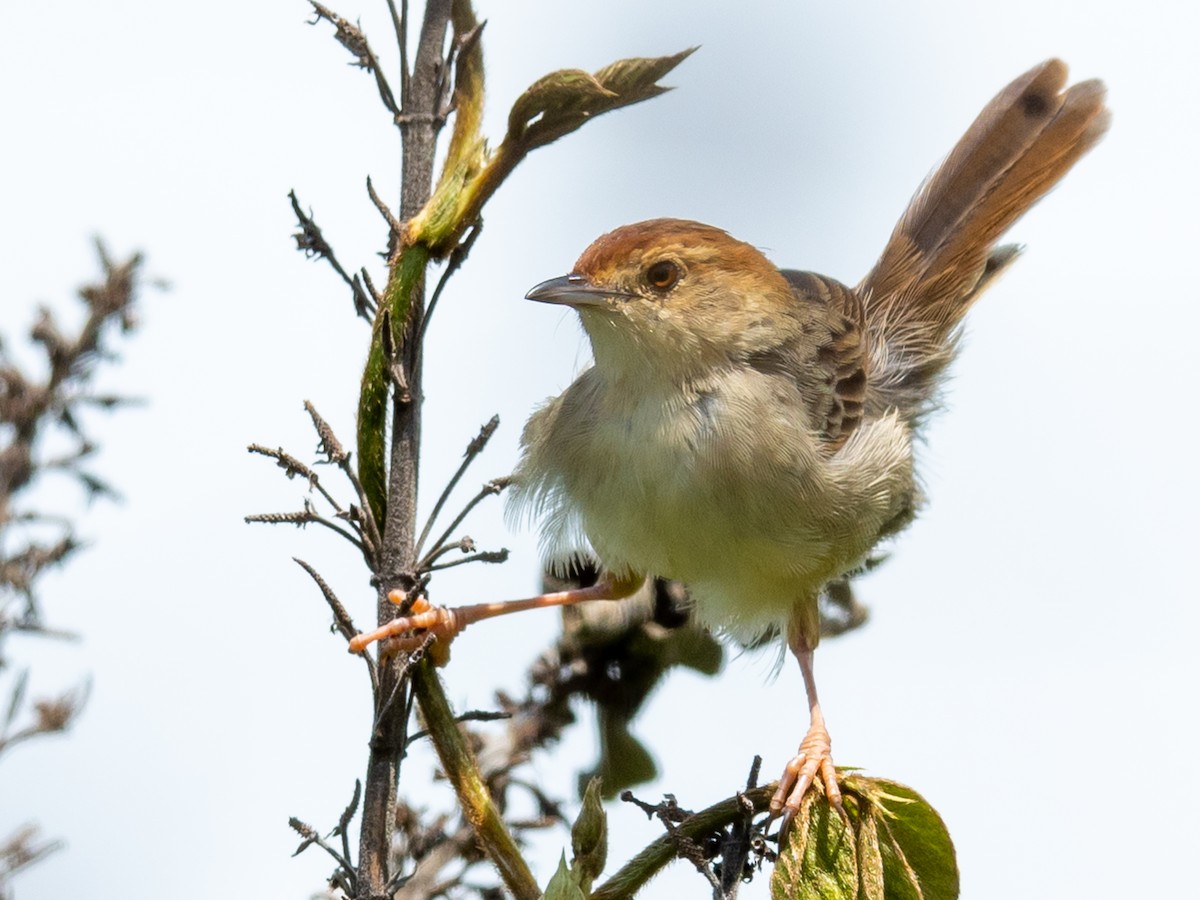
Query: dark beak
xmin=525 ymin=274 xmax=630 ymax=307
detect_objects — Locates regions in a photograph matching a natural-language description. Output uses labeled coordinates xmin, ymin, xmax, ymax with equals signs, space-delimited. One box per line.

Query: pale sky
xmin=2 ymin=2 xmax=1197 ymax=898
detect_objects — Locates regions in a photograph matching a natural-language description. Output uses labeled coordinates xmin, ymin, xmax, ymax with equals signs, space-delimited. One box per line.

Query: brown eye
xmin=644 ymin=260 xmax=680 ymax=292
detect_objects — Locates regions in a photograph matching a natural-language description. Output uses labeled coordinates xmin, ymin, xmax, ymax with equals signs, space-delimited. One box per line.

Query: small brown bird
xmin=352 ymin=59 xmax=1108 ymax=831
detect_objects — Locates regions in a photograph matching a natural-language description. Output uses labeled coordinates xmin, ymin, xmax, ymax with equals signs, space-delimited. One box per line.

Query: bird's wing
xmin=747 ymin=269 xmax=868 ymax=453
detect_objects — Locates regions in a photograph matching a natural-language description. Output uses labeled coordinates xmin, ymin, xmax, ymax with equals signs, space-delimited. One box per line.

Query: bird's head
xmin=526 ymin=218 xmax=797 ymax=379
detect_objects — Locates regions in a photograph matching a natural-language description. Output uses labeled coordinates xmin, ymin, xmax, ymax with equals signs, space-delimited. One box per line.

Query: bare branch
xmin=333 ymin=779 xmax=362 ymax=878
xmin=303 ymin=401 xmax=382 ymax=560
xmin=292 ymin=559 xmax=375 ymax=693
xmin=417 ymin=217 xmax=483 ymax=347
xmin=361 ymin=267 xmax=383 ymax=310
xmin=366 ymin=176 xmax=403 ymax=255
xmin=387 ymin=0 xmax=409 ymax=106
xmin=289 ymin=813 xmax=355 ymax=894
xmin=307 ymin=1 xmax=400 ymax=117
xmin=0 ymin=825 xmax=63 ymax=888
xmin=425 ymin=547 xmax=507 ymax=573
xmin=404 ymin=709 xmax=510 ymax=748
xmin=244 ymin=501 xmax=365 ymax=553
xmin=414 ymin=415 xmax=498 ymax=556
xmin=246 ymin=443 xmax=344 ymax=513
xmin=419 ymin=476 xmax=511 ymax=571
xmin=288 ymin=190 xmax=376 ymax=322
xmin=419 ymin=535 xmax=475 ymax=568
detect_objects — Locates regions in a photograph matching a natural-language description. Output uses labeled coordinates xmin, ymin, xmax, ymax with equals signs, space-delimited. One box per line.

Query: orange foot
xmin=347 ymin=577 xmax=645 ymax=660
xmin=348 ymin=593 xmax=460 ymax=656
xmin=769 ymin=721 xmax=844 ymax=838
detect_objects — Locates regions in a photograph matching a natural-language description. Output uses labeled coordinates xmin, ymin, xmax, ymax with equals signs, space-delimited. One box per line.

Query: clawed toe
xmin=348 ymin=594 xmax=459 ymax=654
xmin=769 ymin=724 xmax=844 ymax=840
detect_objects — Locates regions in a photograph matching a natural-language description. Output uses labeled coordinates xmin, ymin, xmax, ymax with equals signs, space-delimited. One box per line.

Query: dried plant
xmin=0 ymin=243 xmax=147 ymax=897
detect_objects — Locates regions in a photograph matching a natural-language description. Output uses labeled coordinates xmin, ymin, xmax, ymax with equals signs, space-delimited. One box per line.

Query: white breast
xmin=513 ymin=365 xmax=915 ymax=642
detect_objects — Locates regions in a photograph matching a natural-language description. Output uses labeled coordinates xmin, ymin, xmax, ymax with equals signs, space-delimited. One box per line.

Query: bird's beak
xmin=525 ymin=274 xmax=631 ymax=307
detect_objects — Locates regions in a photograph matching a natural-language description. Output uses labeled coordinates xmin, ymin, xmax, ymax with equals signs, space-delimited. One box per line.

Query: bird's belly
xmin=561 ymin=387 xmax=839 ymax=634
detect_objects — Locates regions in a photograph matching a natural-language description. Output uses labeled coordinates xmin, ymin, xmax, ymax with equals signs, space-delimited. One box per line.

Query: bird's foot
xmin=347 ymin=577 xmax=644 ymax=663
xmin=348 ymin=593 xmax=460 ymax=659
xmin=769 ymin=722 xmax=844 ymax=840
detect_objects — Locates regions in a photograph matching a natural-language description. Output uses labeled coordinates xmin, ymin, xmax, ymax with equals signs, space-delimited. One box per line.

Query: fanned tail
xmin=859 ymin=59 xmax=1109 ymax=420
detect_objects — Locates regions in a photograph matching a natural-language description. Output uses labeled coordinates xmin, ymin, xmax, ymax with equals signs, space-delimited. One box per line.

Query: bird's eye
xmin=644 ymin=260 xmax=681 ymax=292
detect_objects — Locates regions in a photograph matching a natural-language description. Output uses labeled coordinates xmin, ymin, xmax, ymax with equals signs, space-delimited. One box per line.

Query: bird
xmin=350 ymin=58 xmax=1109 ymax=833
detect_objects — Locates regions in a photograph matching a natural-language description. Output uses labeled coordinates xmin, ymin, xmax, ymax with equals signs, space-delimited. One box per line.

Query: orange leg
xmin=769 ymin=639 xmax=844 ymax=838
xmin=348 ymin=572 xmax=646 ymax=656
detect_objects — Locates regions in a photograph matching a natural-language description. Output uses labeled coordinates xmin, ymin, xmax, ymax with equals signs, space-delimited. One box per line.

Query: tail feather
xmin=859 ymin=59 xmax=1109 ymax=419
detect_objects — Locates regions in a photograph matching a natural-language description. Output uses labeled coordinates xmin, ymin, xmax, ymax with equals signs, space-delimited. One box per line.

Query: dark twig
xmin=247 ymin=444 xmax=345 ymax=514
xmin=711 ymin=758 xmax=767 ymax=899
xmin=308 ymin=1 xmax=400 ymax=117
xmin=292 ymin=558 xmax=379 ymax=691
xmin=334 ymin=779 xmax=362 ymax=879
xmin=289 ymin=814 xmax=355 ymax=891
xmin=592 ymin=787 xmax=776 ymax=900
xmin=244 ymin=501 xmax=365 ymax=553
xmin=293 ymin=558 xmax=358 ymax=641
xmin=425 ymin=548 xmax=508 ymax=573
xmin=304 ymin=401 xmax=383 ymax=558
xmin=405 ymin=709 xmax=511 ymax=748
xmin=373 ymin=633 xmax=434 ymax=729
xmin=288 ymin=190 xmax=375 ymax=322
xmin=622 ymin=793 xmax=725 ymax=892
xmin=305 ymin=403 xmax=349 ymax=466
xmin=417 ymin=218 xmax=483 ymax=348
xmin=414 ymin=415 xmax=499 ymax=557
xmin=419 ymin=476 xmax=511 ymax=571
xmin=434 ymin=20 xmax=484 ymax=122
xmin=387 ymin=0 xmax=409 ymax=108
xmin=361 ymin=267 xmax=383 ymax=310
xmin=366 ymin=176 xmax=403 ymax=256
xmin=420 ymin=536 xmax=476 ymax=568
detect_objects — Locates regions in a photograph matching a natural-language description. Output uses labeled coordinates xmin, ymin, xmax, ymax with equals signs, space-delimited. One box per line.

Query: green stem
xmin=590 ymin=787 xmax=773 ymax=900
xmin=357 ymin=242 xmax=431 ymax=527
xmin=411 ymin=661 xmax=541 ymax=900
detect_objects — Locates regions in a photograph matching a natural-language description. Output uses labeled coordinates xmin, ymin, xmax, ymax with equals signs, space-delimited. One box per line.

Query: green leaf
xmin=771 ymin=791 xmax=859 ymax=899
xmin=872 ymin=780 xmax=959 ymax=900
xmin=592 ymin=49 xmax=695 ymax=103
xmin=504 ymin=48 xmax=695 ymax=153
xmin=591 ymin=708 xmax=658 ymax=798
xmin=855 ymin=802 xmax=886 ymax=900
xmin=543 ymin=853 xmax=587 ymax=900
xmin=571 ymin=777 xmax=608 ymax=891
xmin=507 ymin=69 xmax=616 ymax=145
xmin=770 ymin=776 xmax=958 ymax=900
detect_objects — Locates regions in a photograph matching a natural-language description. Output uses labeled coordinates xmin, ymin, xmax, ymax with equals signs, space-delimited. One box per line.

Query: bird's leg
xmin=769 ymin=635 xmax=844 ymax=838
xmin=347 ymin=572 xmax=645 ymax=656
